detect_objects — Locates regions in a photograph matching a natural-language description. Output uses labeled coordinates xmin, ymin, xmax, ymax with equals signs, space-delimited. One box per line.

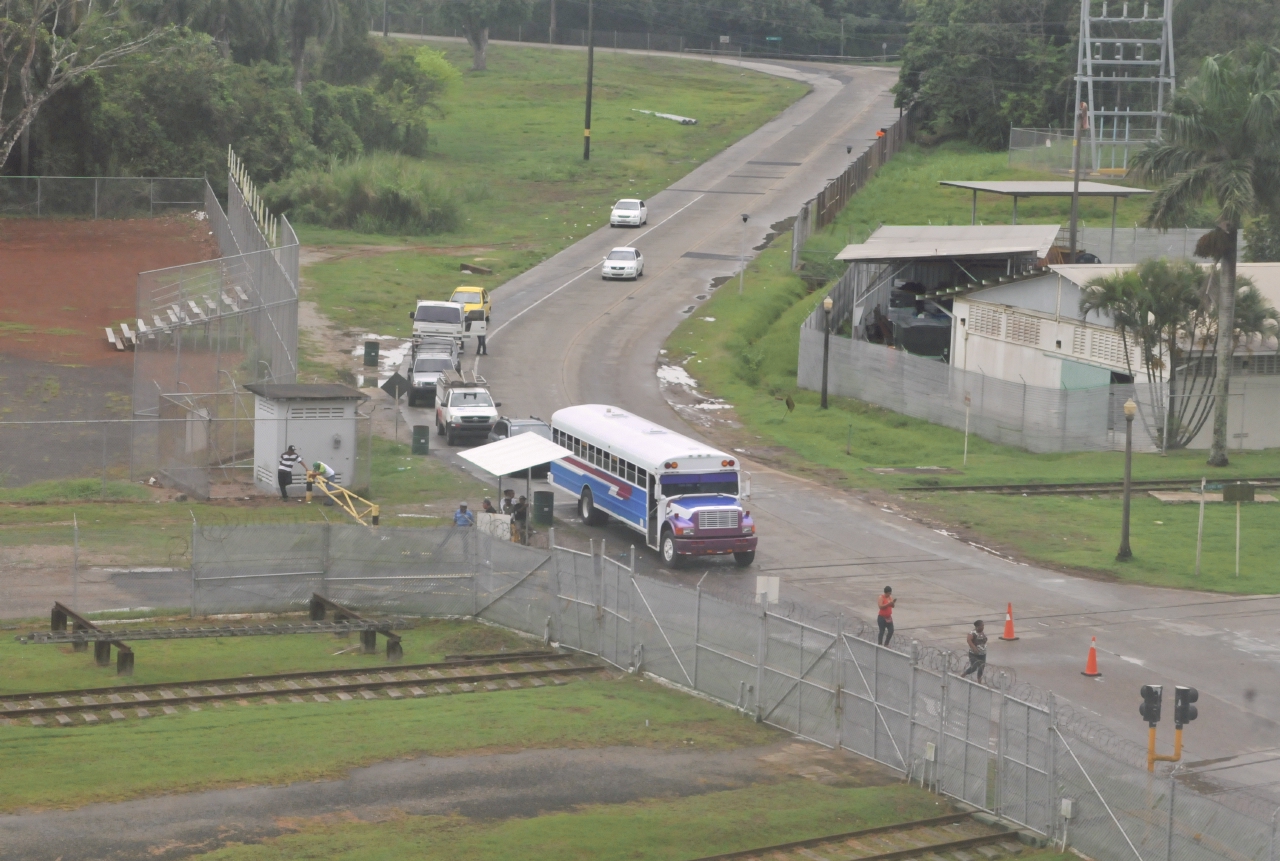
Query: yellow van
xmin=449 ymin=286 xmax=490 ymax=320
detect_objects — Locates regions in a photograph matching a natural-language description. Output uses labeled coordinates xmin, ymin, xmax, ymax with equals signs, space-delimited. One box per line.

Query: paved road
xmin=401 ymin=54 xmax=1280 ymax=800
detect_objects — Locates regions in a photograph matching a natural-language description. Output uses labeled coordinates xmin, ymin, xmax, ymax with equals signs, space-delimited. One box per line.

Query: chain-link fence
xmin=3 ymin=518 xmax=1275 ymax=861
xmin=0 ymin=411 xmax=372 ymax=500
xmin=797 ymin=327 xmax=1159 ymax=453
xmin=131 ymin=177 xmax=298 ymax=423
xmin=0 ymin=177 xmax=205 ymax=218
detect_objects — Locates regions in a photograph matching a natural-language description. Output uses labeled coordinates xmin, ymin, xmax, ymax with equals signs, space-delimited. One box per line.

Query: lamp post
xmin=1068 ymin=99 xmax=1088 ymax=261
xmin=1118 ymin=397 xmax=1137 ymax=560
xmin=821 ymin=295 xmax=834 ymax=409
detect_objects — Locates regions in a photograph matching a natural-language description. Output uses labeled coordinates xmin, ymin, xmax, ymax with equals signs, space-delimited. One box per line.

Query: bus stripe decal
xmin=560 ymin=458 xmax=633 ymax=501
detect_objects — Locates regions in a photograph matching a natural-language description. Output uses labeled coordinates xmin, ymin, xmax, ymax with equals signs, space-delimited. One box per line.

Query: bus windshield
xmin=660 ymin=472 xmax=738 ymax=497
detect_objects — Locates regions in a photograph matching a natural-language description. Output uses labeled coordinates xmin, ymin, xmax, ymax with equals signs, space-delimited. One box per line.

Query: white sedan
xmin=610 ymin=199 xmax=647 ymax=227
xmin=602 ymin=247 xmax=644 ymax=280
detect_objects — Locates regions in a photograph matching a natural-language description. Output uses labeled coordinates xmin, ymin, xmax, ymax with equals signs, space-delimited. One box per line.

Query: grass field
xmin=662 ymin=141 xmax=1280 ymax=591
xmin=0 ymin=617 xmax=530 ymax=695
xmin=0 ymin=636 xmax=776 ymax=812
xmin=300 ymin=40 xmax=808 ymax=336
xmin=192 ymin=782 xmax=951 ymax=861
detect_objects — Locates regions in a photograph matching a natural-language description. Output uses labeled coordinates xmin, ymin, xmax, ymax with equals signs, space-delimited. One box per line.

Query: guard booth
xmin=246 ymin=383 xmax=369 ymax=497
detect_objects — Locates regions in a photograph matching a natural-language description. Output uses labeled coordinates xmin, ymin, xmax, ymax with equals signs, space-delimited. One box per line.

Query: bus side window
xmin=625 ymin=462 xmax=636 ymax=484
xmin=636 ymin=467 xmax=647 ymax=487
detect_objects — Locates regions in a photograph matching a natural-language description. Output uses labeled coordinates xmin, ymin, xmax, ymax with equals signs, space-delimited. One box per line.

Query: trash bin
xmin=411 ymin=425 xmax=430 ymax=455
xmin=532 ymin=490 xmax=554 ymax=526
xmin=363 ymin=340 xmax=380 ymax=368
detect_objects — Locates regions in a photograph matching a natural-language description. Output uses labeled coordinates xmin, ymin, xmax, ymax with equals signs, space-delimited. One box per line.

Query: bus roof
xmin=551 ymin=404 xmax=732 ymax=468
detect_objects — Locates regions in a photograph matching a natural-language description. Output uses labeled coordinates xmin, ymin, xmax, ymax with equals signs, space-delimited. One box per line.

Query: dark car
xmin=487 ymin=417 xmax=554 ymax=477
xmin=407 ymin=353 xmax=457 ymax=407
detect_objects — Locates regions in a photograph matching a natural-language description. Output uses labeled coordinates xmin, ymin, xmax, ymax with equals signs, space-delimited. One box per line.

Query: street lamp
xmin=821 ymin=295 xmax=834 ymax=409
xmin=1118 ymin=397 xmax=1137 ymax=560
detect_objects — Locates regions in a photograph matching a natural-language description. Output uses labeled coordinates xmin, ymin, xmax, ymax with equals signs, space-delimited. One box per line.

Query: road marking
xmin=481 ymin=193 xmax=706 ymax=351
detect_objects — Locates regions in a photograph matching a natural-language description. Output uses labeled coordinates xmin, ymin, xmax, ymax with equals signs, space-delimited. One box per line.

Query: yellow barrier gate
xmin=305 ymin=471 xmax=380 ymax=526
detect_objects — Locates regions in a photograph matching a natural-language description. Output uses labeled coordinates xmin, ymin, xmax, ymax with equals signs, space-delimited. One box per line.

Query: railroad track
xmin=901 ymin=476 xmax=1280 ymax=495
xmin=688 ymin=813 xmax=1032 ymax=861
xmin=0 ymin=651 xmax=607 ymax=727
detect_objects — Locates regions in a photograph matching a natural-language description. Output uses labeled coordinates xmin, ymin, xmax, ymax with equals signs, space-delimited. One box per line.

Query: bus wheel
xmin=733 ymin=551 xmax=755 ymax=567
xmin=661 ymin=528 xmax=682 ymax=568
xmin=579 ymin=487 xmax=608 ymax=526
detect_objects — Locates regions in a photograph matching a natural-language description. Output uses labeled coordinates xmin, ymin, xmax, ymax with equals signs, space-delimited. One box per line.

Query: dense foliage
xmin=263 ymin=152 xmax=461 ymax=232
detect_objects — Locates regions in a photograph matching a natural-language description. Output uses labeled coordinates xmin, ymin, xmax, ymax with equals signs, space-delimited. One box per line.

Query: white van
xmin=410 ymin=301 xmax=465 ymax=344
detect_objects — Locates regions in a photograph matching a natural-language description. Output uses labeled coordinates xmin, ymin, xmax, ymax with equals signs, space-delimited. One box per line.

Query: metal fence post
xmin=101 ymin=423 xmax=108 ymax=499
xmin=72 ymin=514 xmax=79 ymax=611
xmin=692 ymin=585 xmax=701 ymax=689
xmin=938 ymin=661 xmax=949 ymax=796
xmin=1048 ymin=692 xmax=1059 ymax=845
xmin=997 ymin=690 xmax=1008 ymax=816
xmin=834 ymin=615 xmax=844 ymax=749
xmin=93 ymin=179 xmax=99 ymax=220
xmin=1166 ymin=772 xmax=1176 ymax=861
xmin=596 ymin=539 xmax=605 ymax=658
xmin=189 ymin=514 xmax=198 ymax=618
xmin=755 ymin=609 xmax=766 ymax=722
xmin=906 ymin=641 xmax=918 ymax=777
xmin=321 ymin=517 xmax=331 ymax=598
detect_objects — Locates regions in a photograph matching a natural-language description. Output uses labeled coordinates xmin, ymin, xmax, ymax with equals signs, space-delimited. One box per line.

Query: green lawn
xmin=194 ymin=781 xmax=949 ymax=861
xmin=300 ymin=40 xmax=808 ymax=337
xmin=664 ymin=194 xmax=1280 ymax=591
xmin=0 ymin=673 xmax=776 ymax=812
xmin=0 ymin=617 xmax=530 ymax=695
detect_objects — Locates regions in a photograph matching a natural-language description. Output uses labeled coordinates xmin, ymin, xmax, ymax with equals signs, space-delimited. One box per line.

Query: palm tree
xmin=270 ymin=0 xmax=344 ymax=92
xmin=1129 ymin=44 xmax=1280 ymax=466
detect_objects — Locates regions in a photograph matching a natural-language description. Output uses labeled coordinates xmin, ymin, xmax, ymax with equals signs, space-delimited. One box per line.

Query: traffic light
xmin=1174 ymin=686 xmax=1199 ymax=727
xmin=1139 ymin=684 xmax=1163 ymax=725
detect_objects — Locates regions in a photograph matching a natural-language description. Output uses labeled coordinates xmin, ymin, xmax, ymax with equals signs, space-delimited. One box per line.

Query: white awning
xmin=457 ymin=433 xmax=573 ymax=477
xmin=938 ymin=180 xmax=1151 ymax=197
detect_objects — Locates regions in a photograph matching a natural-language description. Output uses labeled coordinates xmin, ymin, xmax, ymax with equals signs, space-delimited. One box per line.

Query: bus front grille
xmin=697 ymin=510 xmax=739 ymax=530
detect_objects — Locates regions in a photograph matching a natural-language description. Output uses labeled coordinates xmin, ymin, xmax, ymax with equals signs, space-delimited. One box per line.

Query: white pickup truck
xmin=434 ymin=371 xmax=499 ymax=445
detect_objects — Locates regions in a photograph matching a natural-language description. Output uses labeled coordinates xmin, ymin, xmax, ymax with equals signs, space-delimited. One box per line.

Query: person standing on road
xmin=476 ymin=332 xmax=488 ymax=355
xmin=877 ymin=586 xmax=896 ymax=647
xmin=454 ymin=502 xmax=475 ymax=527
xmin=277 ymin=445 xmax=302 ymax=500
xmin=961 ymin=620 xmax=987 ymax=683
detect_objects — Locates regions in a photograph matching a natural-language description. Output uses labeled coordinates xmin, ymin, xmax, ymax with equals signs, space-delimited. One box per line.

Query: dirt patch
xmin=0 ymin=215 xmax=220 ymax=367
xmin=433 ymin=625 xmax=536 ymax=656
xmin=0 ymin=742 xmax=901 ymax=861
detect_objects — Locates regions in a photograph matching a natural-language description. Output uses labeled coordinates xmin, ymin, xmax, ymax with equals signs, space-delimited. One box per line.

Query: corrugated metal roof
xmin=458 ymin=433 xmax=572 ymax=477
xmin=939 ymin=180 xmax=1151 ymax=197
xmin=1052 ymin=262 xmax=1280 ymax=302
xmin=836 ymin=225 xmax=1061 ymax=262
xmin=244 ymin=383 xmax=367 ymax=400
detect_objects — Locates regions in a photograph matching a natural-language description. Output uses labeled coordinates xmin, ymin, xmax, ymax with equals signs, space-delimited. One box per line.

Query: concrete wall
xmin=1184 ymin=375 xmax=1280 ymax=451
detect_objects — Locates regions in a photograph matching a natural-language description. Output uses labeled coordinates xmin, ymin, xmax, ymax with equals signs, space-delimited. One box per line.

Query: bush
xmin=264 ymin=153 xmax=462 ymax=235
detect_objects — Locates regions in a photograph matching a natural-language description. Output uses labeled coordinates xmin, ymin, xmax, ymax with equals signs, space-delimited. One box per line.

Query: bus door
xmin=647 ymin=473 xmax=659 ymax=549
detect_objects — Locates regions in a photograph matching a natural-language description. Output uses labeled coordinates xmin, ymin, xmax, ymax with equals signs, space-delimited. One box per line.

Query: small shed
xmin=245 ymin=383 xmax=368 ymax=496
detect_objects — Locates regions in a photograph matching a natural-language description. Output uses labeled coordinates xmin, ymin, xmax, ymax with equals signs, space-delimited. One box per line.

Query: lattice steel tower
xmin=1075 ymin=0 xmax=1176 ymax=173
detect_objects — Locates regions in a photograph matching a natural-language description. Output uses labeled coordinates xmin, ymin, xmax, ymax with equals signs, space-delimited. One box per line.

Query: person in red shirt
xmin=877 ymin=586 xmax=896 ymax=646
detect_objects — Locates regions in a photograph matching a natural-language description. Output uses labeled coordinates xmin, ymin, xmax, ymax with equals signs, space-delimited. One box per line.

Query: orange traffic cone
xmin=1081 ymin=636 xmax=1102 ymax=677
xmin=999 ymin=603 xmax=1018 ymax=641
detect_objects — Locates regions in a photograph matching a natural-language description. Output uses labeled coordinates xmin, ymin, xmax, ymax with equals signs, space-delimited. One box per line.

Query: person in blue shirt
xmin=453 ymin=502 xmax=475 ymax=527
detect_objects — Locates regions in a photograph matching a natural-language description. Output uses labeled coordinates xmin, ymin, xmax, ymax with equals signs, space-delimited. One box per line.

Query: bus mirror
xmin=742 ymin=472 xmax=751 ymax=500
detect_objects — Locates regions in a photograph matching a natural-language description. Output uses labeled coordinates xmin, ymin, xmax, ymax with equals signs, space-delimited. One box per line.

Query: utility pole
xmin=381 ymin=0 xmax=388 ymax=38
xmin=583 ymin=0 xmax=594 ymax=161
xmin=548 ymin=0 xmax=556 ymax=44
xmin=1069 ymin=99 xmax=1086 ymax=261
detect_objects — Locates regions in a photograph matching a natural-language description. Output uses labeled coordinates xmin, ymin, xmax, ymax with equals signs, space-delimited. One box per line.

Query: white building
xmin=245 ymin=383 xmax=369 ymax=495
xmin=951 ymin=263 xmax=1280 ymax=450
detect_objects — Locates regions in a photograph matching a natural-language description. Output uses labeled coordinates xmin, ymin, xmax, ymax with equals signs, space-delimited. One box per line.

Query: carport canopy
xmin=458 ymin=432 xmax=572 ymax=478
xmin=938 ymin=180 xmax=1151 ymax=226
